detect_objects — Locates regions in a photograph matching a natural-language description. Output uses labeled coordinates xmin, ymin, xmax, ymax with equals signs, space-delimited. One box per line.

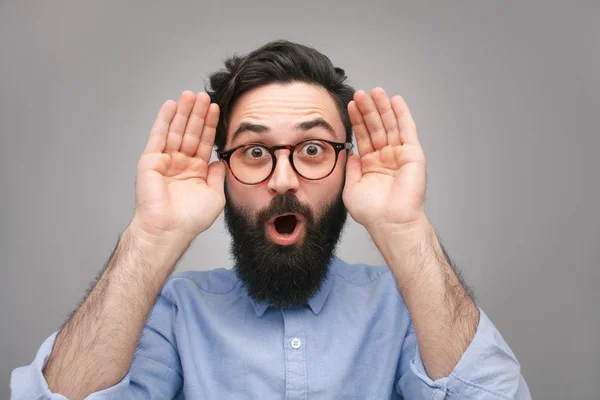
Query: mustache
xmin=256 ymin=192 xmax=315 ymax=225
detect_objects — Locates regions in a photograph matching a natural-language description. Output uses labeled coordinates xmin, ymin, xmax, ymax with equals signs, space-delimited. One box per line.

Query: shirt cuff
xmin=10 ymin=331 xmax=131 ymax=400
xmin=409 ymin=308 xmax=522 ymax=399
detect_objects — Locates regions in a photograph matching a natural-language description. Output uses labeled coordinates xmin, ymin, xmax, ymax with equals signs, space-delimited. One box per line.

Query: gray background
xmin=1 ymin=1 xmax=598 ymax=398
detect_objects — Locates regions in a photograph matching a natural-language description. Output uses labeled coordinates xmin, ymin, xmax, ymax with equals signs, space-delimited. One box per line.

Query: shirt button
xmin=290 ymin=337 xmax=302 ymax=349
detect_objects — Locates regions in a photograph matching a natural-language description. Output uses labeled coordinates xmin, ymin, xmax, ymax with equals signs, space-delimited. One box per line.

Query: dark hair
xmin=206 ymin=40 xmax=355 ymax=151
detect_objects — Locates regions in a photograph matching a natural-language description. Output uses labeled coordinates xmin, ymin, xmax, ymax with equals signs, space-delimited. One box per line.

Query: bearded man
xmin=12 ymin=40 xmax=531 ymax=399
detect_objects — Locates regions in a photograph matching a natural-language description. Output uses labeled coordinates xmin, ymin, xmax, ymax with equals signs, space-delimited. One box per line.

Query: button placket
xmin=282 ymin=308 xmax=308 ymax=400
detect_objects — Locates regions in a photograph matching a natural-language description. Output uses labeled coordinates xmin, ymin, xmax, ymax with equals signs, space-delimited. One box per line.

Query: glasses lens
xmin=293 ymin=140 xmax=336 ymax=179
xmin=229 ymin=144 xmax=273 ymax=184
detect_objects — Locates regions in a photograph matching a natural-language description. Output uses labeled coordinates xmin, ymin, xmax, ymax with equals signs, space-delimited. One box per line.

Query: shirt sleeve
xmin=10 ymin=293 xmax=183 ymax=400
xmin=395 ymin=308 xmax=532 ymax=399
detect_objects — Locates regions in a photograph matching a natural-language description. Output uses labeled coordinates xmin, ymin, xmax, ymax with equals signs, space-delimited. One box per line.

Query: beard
xmin=223 ymin=186 xmax=348 ymax=308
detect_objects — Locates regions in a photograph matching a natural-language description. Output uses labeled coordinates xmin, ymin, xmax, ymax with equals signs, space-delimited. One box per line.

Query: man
xmin=11 ymin=41 xmax=531 ymax=399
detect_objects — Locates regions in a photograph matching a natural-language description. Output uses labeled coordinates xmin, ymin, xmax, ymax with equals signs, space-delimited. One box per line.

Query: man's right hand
xmin=39 ymin=91 xmax=226 ymax=400
xmin=131 ymin=91 xmax=226 ymax=243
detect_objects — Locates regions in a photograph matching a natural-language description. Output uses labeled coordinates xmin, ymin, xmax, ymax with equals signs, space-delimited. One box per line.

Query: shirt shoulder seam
xmin=163 ymin=274 xmax=241 ymax=297
xmin=334 ymin=265 xmax=391 ymax=287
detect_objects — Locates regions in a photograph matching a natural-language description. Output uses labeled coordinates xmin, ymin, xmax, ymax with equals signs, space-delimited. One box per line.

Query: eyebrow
xmin=295 ymin=118 xmax=335 ymax=135
xmin=231 ymin=118 xmax=336 ymax=142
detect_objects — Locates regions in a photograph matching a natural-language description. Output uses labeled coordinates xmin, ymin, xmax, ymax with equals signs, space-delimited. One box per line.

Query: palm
xmin=134 ymin=91 xmax=225 ymax=239
xmin=343 ymin=89 xmax=427 ymax=231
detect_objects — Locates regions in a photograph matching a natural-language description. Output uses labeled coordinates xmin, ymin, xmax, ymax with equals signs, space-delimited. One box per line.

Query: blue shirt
xmin=12 ymin=257 xmax=531 ymax=399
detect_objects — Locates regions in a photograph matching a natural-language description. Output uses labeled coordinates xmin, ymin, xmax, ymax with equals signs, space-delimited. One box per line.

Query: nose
xmin=267 ymin=149 xmax=300 ymax=195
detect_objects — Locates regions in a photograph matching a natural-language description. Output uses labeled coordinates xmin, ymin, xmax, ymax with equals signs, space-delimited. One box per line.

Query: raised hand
xmin=132 ymin=91 xmax=226 ymax=241
xmin=343 ymin=88 xmax=427 ymax=232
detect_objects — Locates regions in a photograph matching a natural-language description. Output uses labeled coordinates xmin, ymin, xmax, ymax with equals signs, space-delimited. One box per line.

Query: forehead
xmin=226 ymin=82 xmax=346 ymax=147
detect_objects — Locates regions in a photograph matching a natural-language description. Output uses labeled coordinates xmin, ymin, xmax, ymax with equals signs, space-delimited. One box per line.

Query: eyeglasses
xmin=217 ymin=138 xmax=353 ymax=185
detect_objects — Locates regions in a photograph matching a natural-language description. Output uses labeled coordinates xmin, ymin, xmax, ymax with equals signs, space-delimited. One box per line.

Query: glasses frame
xmin=217 ymin=138 xmax=354 ymax=185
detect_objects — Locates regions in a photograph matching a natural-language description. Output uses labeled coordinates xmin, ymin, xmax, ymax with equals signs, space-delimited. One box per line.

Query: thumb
xmin=345 ymin=152 xmax=362 ymax=185
xmin=207 ymin=160 xmax=226 ymax=189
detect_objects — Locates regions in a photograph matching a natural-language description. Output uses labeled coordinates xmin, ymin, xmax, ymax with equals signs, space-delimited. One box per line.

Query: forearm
xmin=43 ymin=218 xmax=190 ymax=400
xmin=369 ymin=217 xmax=479 ymax=380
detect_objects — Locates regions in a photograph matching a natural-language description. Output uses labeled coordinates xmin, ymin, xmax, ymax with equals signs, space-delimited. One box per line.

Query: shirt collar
xmin=244 ymin=257 xmax=338 ymax=317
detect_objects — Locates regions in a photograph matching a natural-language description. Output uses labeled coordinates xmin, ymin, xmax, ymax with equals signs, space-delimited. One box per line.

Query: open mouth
xmin=267 ymin=213 xmax=305 ymax=245
xmin=274 ymin=214 xmax=298 ymax=234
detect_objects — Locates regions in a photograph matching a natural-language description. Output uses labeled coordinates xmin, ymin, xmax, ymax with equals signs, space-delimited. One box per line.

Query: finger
xmin=194 ymin=103 xmax=220 ymax=162
xmin=348 ymin=100 xmax=375 ymax=156
xmin=179 ymin=92 xmax=211 ymax=156
xmin=165 ymin=91 xmax=196 ymax=152
xmin=372 ymin=88 xmax=401 ymax=146
xmin=143 ymin=100 xmax=177 ymax=154
xmin=390 ymin=95 xmax=419 ymax=145
xmin=354 ymin=90 xmax=388 ymax=150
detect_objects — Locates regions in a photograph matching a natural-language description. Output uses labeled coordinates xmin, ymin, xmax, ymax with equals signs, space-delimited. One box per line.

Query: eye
xmin=299 ymin=142 xmax=324 ymax=157
xmin=242 ymin=145 xmax=269 ymax=159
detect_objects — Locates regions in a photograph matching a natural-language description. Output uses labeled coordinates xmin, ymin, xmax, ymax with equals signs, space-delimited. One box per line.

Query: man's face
xmin=222 ymin=82 xmax=349 ymax=307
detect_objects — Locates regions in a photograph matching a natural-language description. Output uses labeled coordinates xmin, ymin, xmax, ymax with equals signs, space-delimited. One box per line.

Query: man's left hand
xmin=343 ymin=88 xmax=428 ymax=233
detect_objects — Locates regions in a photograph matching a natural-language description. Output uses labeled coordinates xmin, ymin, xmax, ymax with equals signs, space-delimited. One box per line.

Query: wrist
xmin=367 ymin=215 xmax=437 ymax=274
xmin=127 ymin=215 xmax=192 ymax=248
xmin=366 ymin=213 xmax=430 ymax=247
xmin=123 ymin=217 xmax=193 ymax=270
